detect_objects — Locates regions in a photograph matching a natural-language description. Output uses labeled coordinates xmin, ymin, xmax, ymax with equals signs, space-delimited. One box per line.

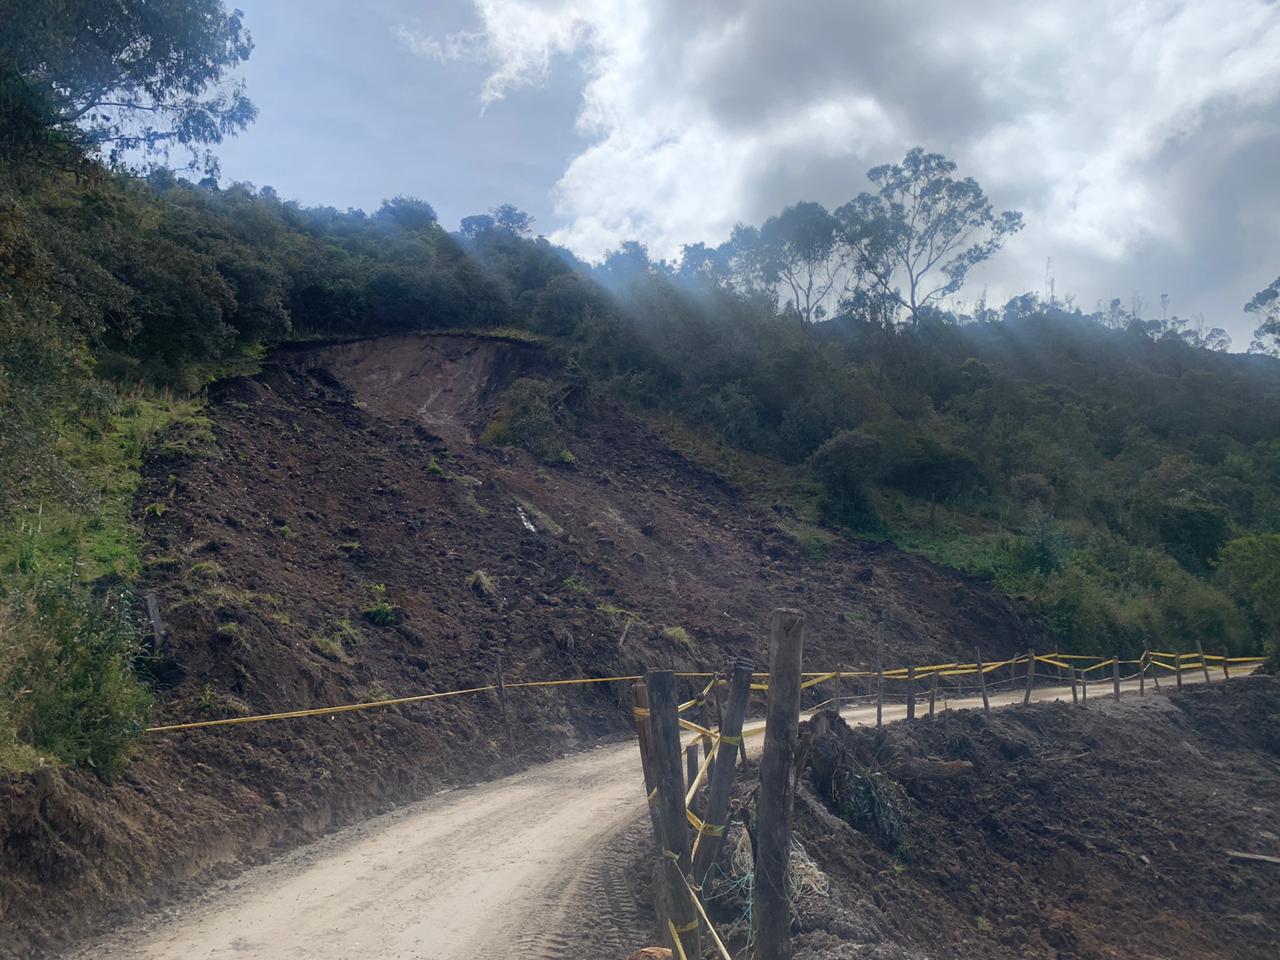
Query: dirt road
xmin=68 ymin=671 xmax=1232 ymax=960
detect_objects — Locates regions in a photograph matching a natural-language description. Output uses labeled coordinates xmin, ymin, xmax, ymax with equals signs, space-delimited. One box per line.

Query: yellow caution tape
xmin=684 ymin=874 xmax=734 ymax=960
xmin=633 ymin=707 xmax=651 ymax=719
xmin=750 ymin=682 xmax=769 ymax=691
xmin=718 ymin=734 xmax=742 ymax=746
xmin=672 ymin=919 xmax=699 ymax=934
xmin=800 ymin=672 xmax=838 ymax=690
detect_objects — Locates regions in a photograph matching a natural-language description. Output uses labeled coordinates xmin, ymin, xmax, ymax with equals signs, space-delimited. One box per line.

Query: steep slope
xmin=0 ymin=333 xmax=1048 ymax=957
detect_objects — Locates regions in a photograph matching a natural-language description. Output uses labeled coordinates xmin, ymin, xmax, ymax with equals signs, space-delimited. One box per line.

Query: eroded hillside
xmin=1 ymin=333 xmax=1049 ymax=957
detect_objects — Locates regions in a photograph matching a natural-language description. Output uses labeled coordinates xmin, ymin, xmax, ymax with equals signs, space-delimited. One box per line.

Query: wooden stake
xmin=1194 ymin=638 xmax=1212 ymax=684
xmin=1079 ymin=668 xmax=1087 ymax=705
xmin=1070 ymin=667 xmax=1079 ymax=705
xmin=875 ymin=625 xmax=885 ymax=728
xmin=144 ymin=592 xmax=168 ymax=655
xmin=1143 ymin=640 xmax=1161 ymax=692
xmin=1138 ymin=652 xmax=1146 ymax=697
xmin=754 ymin=609 xmax=805 ymax=960
xmin=974 ymin=646 xmax=991 ymax=716
xmin=692 ymin=662 xmax=752 ymax=885
xmin=906 ymin=664 xmax=917 ymax=720
xmin=700 ymin=691 xmax=716 ymax=785
xmin=632 ymin=682 xmax=662 ymax=843
xmin=1022 ymin=648 xmax=1035 ymax=706
xmin=1112 ymin=657 xmax=1121 ymax=702
xmin=685 ymin=743 xmax=699 ymax=796
xmin=645 ymin=669 xmax=701 ymax=960
xmin=495 ymin=655 xmax=513 ymax=746
xmin=1175 ymin=654 xmax=1184 ymax=690
xmin=1222 ymin=656 xmax=1231 ymax=681
xmin=928 ymin=668 xmax=939 ymax=718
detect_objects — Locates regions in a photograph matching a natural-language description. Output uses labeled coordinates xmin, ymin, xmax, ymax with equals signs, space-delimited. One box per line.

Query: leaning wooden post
xmin=692 ymin=662 xmax=752 ymax=885
xmin=974 ymin=646 xmax=991 ymax=716
xmin=1194 ymin=638 xmax=1212 ymax=684
xmin=1138 ymin=652 xmax=1146 ymax=697
xmin=1175 ymin=654 xmax=1184 ymax=690
xmin=875 ymin=624 xmax=885 ymax=728
xmin=754 ymin=609 xmax=805 ymax=960
xmin=632 ymin=682 xmax=663 ymax=842
xmin=1022 ymin=648 xmax=1035 ymax=706
xmin=1143 ymin=640 xmax=1161 ymax=692
xmin=645 ymin=669 xmax=701 ymax=959
xmin=1222 ymin=656 xmax=1231 ymax=681
xmin=494 ymin=655 xmax=514 ymax=746
xmin=906 ymin=664 xmax=917 ymax=720
xmin=1111 ymin=656 xmax=1121 ymax=702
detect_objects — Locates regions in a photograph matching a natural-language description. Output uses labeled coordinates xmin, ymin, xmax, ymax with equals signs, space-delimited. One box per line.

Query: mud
xmin=770 ymin=677 xmax=1280 ymax=959
xmin=2 ymin=333 xmax=1051 ymax=957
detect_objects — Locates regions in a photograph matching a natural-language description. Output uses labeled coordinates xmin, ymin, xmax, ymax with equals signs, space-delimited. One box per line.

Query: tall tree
xmin=836 ymin=148 xmax=1023 ymax=325
xmin=1246 ymin=275 xmax=1280 ymax=356
xmin=1 ymin=0 xmax=255 ymax=170
xmin=758 ymin=201 xmax=844 ymax=322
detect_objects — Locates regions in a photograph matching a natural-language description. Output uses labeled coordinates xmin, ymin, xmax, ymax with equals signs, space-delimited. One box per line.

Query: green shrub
xmin=0 ymin=576 xmax=152 ymax=778
xmin=662 ymin=625 xmax=695 ymax=649
xmin=361 ymin=600 xmax=399 ymax=626
xmin=480 ymin=377 xmax=572 ymax=462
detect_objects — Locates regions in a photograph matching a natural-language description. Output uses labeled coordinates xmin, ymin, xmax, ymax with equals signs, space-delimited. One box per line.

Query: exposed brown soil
xmin=0 ymin=333 xmax=1050 ymax=958
xmin=718 ymin=677 xmax=1280 ymax=960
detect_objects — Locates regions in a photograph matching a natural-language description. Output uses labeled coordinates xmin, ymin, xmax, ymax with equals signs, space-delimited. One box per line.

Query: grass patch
xmin=311 ymin=617 xmax=360 ymax=664
xmin=515 ymin=498 xmax=565 ymax=537
xmin=467 ymin=569 xmax=498 ymax=598
xmin=662 ymin=625 xmax=695 ymax=650
xmin=561 ymin=574 xmax=588 ymax=593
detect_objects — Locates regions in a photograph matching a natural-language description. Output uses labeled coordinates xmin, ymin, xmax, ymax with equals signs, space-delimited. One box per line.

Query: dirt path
xmin=67 ymin=671 xmax=1235 ymax=960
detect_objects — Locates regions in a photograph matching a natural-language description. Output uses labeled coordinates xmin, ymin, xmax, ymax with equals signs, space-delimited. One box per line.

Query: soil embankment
xmin=2 ymin=333 xmax=1049 ymax=957
xmin=733 ymin=676 xmax=1280 ymax=959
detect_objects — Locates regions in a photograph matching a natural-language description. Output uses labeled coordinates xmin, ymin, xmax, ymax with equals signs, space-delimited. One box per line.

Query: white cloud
xmin=409 ymin=0 xmax=1280 ymax=331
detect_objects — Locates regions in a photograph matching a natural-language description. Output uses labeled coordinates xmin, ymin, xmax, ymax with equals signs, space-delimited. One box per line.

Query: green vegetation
xmin=467 ymin=569 xmax=498 ymax=599
xmin=662 ymin=626 xmax=695 ymax=650
xmin=311 ymin=618 xmax=360 ymax=664
xmin=2 ymin=3 xmax=1278 ymax=775
xmin=360 ymin=584 xmax=399 ymax=627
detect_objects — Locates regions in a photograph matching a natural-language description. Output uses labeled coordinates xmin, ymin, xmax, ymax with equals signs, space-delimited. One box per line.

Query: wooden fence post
xmin=1222 ymin=656 xmax=1231 ymax=681
xmin=974 ymin=646 xmax=991 ymax=716
xmin=1079 ymin=668 xmax=1087 ymax=705
xmin=495 ymin=655 xmax=513 ymax=746
xmin=875 ymin=623 xmax=885 ymax=728
xmin=632 ymin=682 xmax=663 ymax=842
xmin=1112 ymin=657 xmax=1121 ymax=702
xmin=1194 ymin=638 xmax=1212 ymax=684
xmin=692 ymin=662 xmax=752 ymax=885
xmin=645 ymin=669 xmax=701 ymax=960
xmin=1022 ymin=649 xmax=1035 ymax=706
xmin=700 ymin=688 xmax=716 ymax=784
xmin=1138 ymin=652 xmax=1146 ymax=697
xmin=1070 ymin=667 xmax=1079 ymax=705
xmin=685 ymin=743 xmax=699 ymax=796
xmin=1143 ymin=641 xmax=1161 ymax=692
xmin=1175 ymin=654 xmax=1184 ymax=690
xmin=754 ymin=609 xmax=805 ymax=960
xmin=928 ymin=669 xmax=939 ymax=718
xmin=906 ymin=664 xmax=917 ymax=720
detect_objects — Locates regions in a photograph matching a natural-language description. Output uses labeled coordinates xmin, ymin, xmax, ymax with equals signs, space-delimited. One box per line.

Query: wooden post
xmin=144 ymin=592 xmax=168 ymax=655
xmin=685 ymin=743 xmax=699 ymax=795
xmin=692 ymin=662 xmax=752 ymax=885
xmin=835 ymin=664 xmax=844 ymax=710
xmin=645 ymin=669 xmax=700 ymax=960
xmin=1175 ymin=654 xmax=1184 ymax=690
xmin=754 ymin=609 xmax=805 ymax=960
xmin=1194 ymin=638 xmax=1212 ymax=684
xmin=1143 ymin=640 xmax=1161 ymax=692
xmin=1079 ymin=668 xmax=1087 ymax=705
xmin=1022 ymin=648 xmax=1035 ymax=706
xmin=1138 ymin=652 xmax=1146 ymax=697
xmin=495 ymin=655 xmax=514 ymax=746
xmin=1222 ymin=656 xmax=1231 ymax=681
xmin=875 ymin=624 xmax=885 ymax=728
xmin=906 ymin=664 xmax=917 ymax=720
xmin=632 ymin=682 xmax=662 ymax=842
xmin=928 ymin=668 xmax=939 ymax=718
xmin=1070 ymin=667 xmax=1079 ymax=705
xmin=974 ymin=646 xmax=991 ymax=716
xmin=1112 ymin=657 xmax=1121 ymax=702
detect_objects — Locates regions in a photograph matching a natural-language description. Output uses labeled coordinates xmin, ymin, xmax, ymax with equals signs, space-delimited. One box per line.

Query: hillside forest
xmin=2 ymin=1 xmax=1279 ymax=779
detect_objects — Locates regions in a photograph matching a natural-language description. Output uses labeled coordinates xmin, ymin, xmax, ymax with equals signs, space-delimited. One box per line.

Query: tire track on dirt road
xmin=66 ymin=671 xmax=1239 ymax=960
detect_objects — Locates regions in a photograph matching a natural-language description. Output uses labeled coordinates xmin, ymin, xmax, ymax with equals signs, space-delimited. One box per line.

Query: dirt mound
xmin=0 ymin=333 xmax=1050 ymax=957
xmin=726 ymin=677 xmax=1280 ymax=959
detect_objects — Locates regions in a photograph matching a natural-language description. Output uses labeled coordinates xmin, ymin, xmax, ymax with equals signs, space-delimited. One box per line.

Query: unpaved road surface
xmin=68 ymin=672 xmax=1234 ymax=960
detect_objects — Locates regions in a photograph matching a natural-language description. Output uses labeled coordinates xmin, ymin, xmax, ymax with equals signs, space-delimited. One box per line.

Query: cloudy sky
xmin=216 ymin=0 xmax=1280 ymax=342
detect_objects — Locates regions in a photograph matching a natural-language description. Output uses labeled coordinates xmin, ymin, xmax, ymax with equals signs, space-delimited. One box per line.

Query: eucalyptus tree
xmin=836 ymin=148 xmax=1023 ymax=325
xmin=1246 ymin=275 xmax=1280 ymax=356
